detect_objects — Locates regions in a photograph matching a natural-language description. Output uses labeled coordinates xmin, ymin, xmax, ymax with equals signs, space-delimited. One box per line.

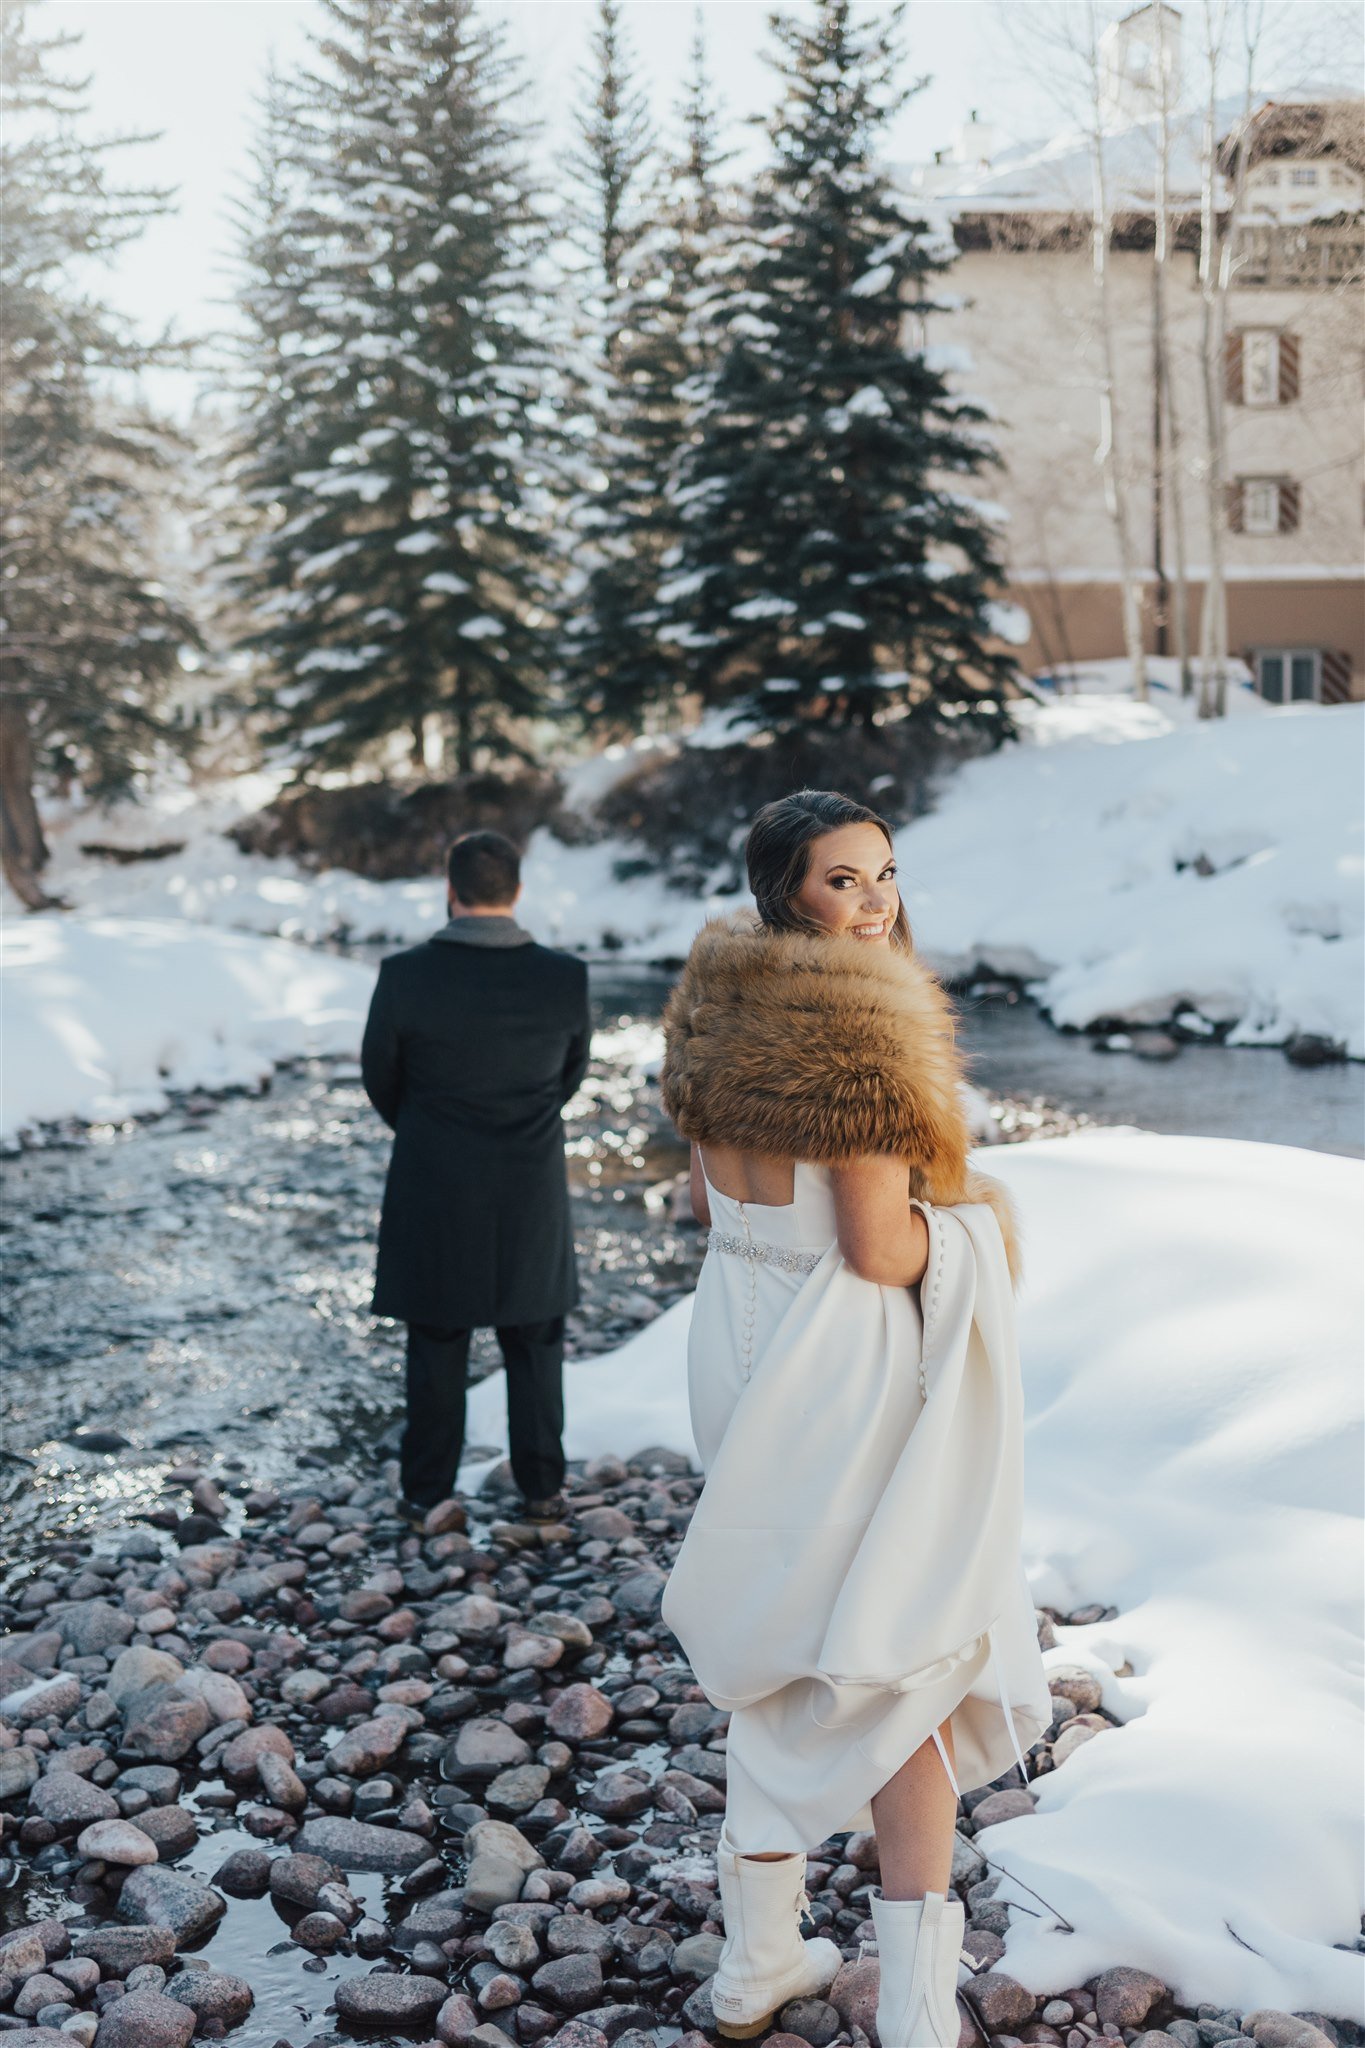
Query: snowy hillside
xmin=466 ymin=1128 xmax=1365 ymax=2018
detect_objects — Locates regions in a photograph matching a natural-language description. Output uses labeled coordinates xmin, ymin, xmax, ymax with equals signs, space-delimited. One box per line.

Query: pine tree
xmin=653 ymin=0 xmax=1018 ymax=742
xmin=230 ymin=0 xmax=562 ymax=778
xmin=0 ymin=0 xmax=196 ymax=907
xmin=563 ymin=11 xmax=738 ymax=734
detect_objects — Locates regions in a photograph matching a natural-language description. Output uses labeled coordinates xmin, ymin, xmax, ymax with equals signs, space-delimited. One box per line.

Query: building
xmin=904 ymin=6 xmax=1365 ymax=703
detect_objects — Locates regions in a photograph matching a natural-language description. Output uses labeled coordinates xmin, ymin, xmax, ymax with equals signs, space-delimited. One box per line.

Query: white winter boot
xmin=869 ymin=1887 xmax=966 ymax=2048
xmin=710 ymin=1832 xmax=844 ymax=2039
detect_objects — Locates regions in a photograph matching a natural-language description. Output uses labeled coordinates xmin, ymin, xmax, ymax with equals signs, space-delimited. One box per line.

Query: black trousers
xmin=400 ymin=1318 xmax=566 ymax=1508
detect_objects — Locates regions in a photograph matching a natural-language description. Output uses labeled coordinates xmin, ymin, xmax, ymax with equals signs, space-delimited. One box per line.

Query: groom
xmin=361 ymin=829 xmax=592 ymax=1528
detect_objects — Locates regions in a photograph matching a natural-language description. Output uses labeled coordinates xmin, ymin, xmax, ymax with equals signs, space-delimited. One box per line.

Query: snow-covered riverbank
xmin=467 ymin=1126 xmax=1365 ymax=2019
xmin=11 ymin=685 xmax=1363 ymax=1061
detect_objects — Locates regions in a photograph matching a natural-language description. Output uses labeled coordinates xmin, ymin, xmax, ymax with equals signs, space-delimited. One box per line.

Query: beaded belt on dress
xmin=706 ymin=1229 xmax=822 ymax=1276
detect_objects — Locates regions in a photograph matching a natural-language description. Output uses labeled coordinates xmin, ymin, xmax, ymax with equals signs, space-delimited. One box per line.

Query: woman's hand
xmin=830 ymin=1156 xmax=930 ymax=1287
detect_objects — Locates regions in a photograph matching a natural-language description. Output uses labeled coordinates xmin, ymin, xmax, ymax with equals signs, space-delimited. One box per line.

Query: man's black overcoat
xmin=361 ymin=927 xmax=591 ymax=1329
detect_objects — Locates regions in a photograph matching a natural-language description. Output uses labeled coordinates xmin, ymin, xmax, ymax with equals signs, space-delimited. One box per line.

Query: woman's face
xmin=793 ymin=823 xmax=899 ymax=944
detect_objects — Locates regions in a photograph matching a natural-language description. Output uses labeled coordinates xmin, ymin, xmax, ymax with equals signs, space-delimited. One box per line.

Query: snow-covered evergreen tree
xmin=654 ymin=0 xmax=1018 ymax=740
xmin=229 ymin=0 xmax=562 ymax=777
xmin=564 ymin=12 xmax=738 ymax=734
xmin=0 ymin=0 xmax=195 ymax=907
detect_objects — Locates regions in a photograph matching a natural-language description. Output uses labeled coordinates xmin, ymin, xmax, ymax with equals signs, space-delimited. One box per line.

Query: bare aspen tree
xmin=1085 ymin=3 xmax=1149 ymax=700
xmin=1195 ymin=0 xmax=1264 ymax=718
xmin=1151 ymin=0 xmax=1193 ymax=695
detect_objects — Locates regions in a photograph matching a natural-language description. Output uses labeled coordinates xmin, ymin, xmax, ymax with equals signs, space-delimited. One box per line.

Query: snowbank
xmin=0 ymin=916 xmax=374 ymax=1142
xmin=467 ymin=1129 xmax=1365 ymax=2017
xmin=11 ymin=686 xmax=1363 ymax=1054
xmin=898 ymin=696 xmax=1364 ymax=1057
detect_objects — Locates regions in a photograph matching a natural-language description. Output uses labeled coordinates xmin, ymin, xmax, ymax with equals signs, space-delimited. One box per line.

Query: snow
xmin=464 ymin=1127 xmax=1365 ymax=2019
xmin=0 ymin=916 xmax=373 ymax=1144
xmin=896 ymin=693 xmax=1365 ymax=1057
xmin=6 ymin=685 xmax=1360 ymax=1064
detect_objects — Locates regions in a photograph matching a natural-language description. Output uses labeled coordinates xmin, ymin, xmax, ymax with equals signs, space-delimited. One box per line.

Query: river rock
xmin=220 ymin=1723 xmax=294 ymax=1782
xmin=134 ymin=1804 xmax=200 ymax=1860
xmin=334 ymin=1973 xmax=448 ymax=2025
xmin=1047 ymin=1664 xmax=1103 ymax=1712
xmin=75 ymin=1819 xmax=159 ymax=1866
xmin=328 ymin=1714 xmax=408 ymax=1776
xmin=1244 ymin=2017 xmax=1338 ymax=2048
xmin=14 ymin=1969 xmax=72 ymax=2015
xmin=172 ymin=1666 xmax=251 ymax=1724
xmin=6 ymin=1674 xmax=81 ymax=1724
xmin=575 ymin=1506 xmax=635 ymax=1540
xmin=293 ymin=1813 xmax=432 ymax=1872
xmin=966 ymin=1971 xmax=1036 ymax=2029
xmin=56 ymin=1600 xmax=135 ymax=1657
xmin=116 ymin=1764 xmax=181 ymax=1806
xmin=0 ymin=2030 xmax=75 ymax=2047
xmin=487 ymin=1762 xmax=551 ymax=1814
xmin=107 ymin=1646 xmax=185 ymax=1710
xmin=582 ymin=1769 xmax=652 ymax=1819
xmin=828 ymin=1958 xmax=879 ymax=2039
xmin=292 ymin=1911 xmax=348 ymax=1952
xmin=118 ymin=1865 xmax=226 ymax=1943
xmin=268 ymin=1851 xmax=343 ymax=1910
xmin=612 ymin=1568 xmax=667 ymax=1619
xmin=777 ymin=1999 xmax=842 ymax=2047
xmin=92 ymin=1986 xmax=195 ymax=2048
xmin=1093 ymin=1966 xmax=1168 ymax=2026
xmin=0 ymin=1745 xmax=40 ymax=1799
xmin=971 ymin=1787 xmax=1037 ymax=1827
xmin=29 ymin=1772 xmax=119 ymax=1829
xmin=436 ymin=1992 xmax=481 ymax=2044
xmin=122 ymin=1694 xmax=211 ymax=1764
xmin=448 ymin=1717 xmax=533 ymax=1779
xmin=464 ymin=1853 xmax=530 ymax=1913
xmin=531 ymin=1953 xmax=605 ymax=2012
xmin=212 ymin=1845 xmax=271 ymax=1895
xmin=544 ymin=1685 xmax=614 ymax=1743
xmin=165 ymin=1957 xmax=255 ymax=2023
xmin=671 ymin=1933 xmax=725 ymax=1980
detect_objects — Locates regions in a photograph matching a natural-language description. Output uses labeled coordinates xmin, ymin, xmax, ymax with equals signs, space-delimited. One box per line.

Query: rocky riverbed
xmin=3 ymin=977 xmax=1359 ymax=2048
xmin=0 ymin=1461 xmax=1353 ymax=2048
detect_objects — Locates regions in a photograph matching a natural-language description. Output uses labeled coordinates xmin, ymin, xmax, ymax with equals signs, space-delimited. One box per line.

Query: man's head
xmin=446 ymin=829 xmax=522 ymax=916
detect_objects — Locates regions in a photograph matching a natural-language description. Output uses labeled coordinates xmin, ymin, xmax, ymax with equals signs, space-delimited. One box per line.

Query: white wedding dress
xmin=660 ymin=1158 xmax=1051 ymax=1854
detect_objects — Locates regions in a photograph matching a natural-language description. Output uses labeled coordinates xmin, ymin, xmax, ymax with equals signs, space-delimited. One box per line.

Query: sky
xmin=43 ymin=0 xmax=1363 ymax=391
xmin=47 ymin=0 xmax=1050 ymax=358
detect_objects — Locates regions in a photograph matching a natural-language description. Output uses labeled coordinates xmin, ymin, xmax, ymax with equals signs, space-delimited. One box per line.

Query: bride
xmin=659 ymin=790 xmax=1050 ymax=2048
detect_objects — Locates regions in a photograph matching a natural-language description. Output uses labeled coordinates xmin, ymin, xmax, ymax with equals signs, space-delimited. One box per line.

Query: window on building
xmin=1234 ymin=478 xmax=1302 ymax=534
xmin=1290 ymin=165 xmax=1319 ymax=187
xmin=1242 ymin=479 xmax=1281 ymax=532
xmin=1242 ymin=330 xmax=1279 ymax=405
xmin=1258 ymin=165 xmax=1280 ymax=186
xmin=1255 ymin=649 xmax=1320 ymax=703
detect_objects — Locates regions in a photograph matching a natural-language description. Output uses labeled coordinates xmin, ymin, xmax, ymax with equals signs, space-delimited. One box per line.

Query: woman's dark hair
xmin=447 ymin=829 xmax=521 ymax=907
xmin=745 ymin=790 xmax=913 ymax=950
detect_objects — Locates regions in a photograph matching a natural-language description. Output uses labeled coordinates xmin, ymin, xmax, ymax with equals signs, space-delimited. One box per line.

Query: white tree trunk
xmin=1087 ymin=4 xmax=1148 ymax=702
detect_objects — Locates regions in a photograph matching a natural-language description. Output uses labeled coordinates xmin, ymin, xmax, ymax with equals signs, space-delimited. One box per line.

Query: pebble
xmin=1095 ymin=1966 xmax=1170 ymax=2025
xmin=74 ymin=1819 xmax=159 ymax=1866
xmin=90 ymin=1986 xmax=195 ymax=2048
xmin=293 ymin=1814 xmax=432 ymax=1872
xmin=117 ymin=1865 xmax=227 ymax=1942
xmin=333 ymin=1972 xmax=448 ymax=2024
xmin=0 ymin=1440 xmax=1269 ymax=2048
xmin=966 ymin=1971 xmax=1037 ymax=2029
xmin=164 ymin=1968 xmax=255 ymax=2025
xmin=28 ymin=1773 xmax=120 ymax=1829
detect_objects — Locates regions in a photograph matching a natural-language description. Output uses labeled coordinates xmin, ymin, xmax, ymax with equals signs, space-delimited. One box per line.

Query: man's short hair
xmin=447 ymin=829 xmax=521 ymax=907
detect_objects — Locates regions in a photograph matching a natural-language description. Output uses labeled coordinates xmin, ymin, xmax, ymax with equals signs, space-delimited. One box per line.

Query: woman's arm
xmin=689 ymin=1144 xmax=712 ymax=1228
xmin=829 ymin=1155 xmax=930 ymax=1286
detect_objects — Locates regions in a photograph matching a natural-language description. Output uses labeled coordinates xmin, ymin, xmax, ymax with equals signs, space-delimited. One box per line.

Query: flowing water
xmin=2 ymin=967 xmax=1360 ymax=1565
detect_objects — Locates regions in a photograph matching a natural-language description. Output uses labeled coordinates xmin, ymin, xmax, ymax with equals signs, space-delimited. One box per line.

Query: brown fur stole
xmin=661 ymin=913 xmax=1022 ymax=1284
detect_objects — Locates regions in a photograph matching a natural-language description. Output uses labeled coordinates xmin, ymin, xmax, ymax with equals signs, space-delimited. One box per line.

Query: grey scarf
xmin=433 ymin=913 xmax=534 ymax=949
